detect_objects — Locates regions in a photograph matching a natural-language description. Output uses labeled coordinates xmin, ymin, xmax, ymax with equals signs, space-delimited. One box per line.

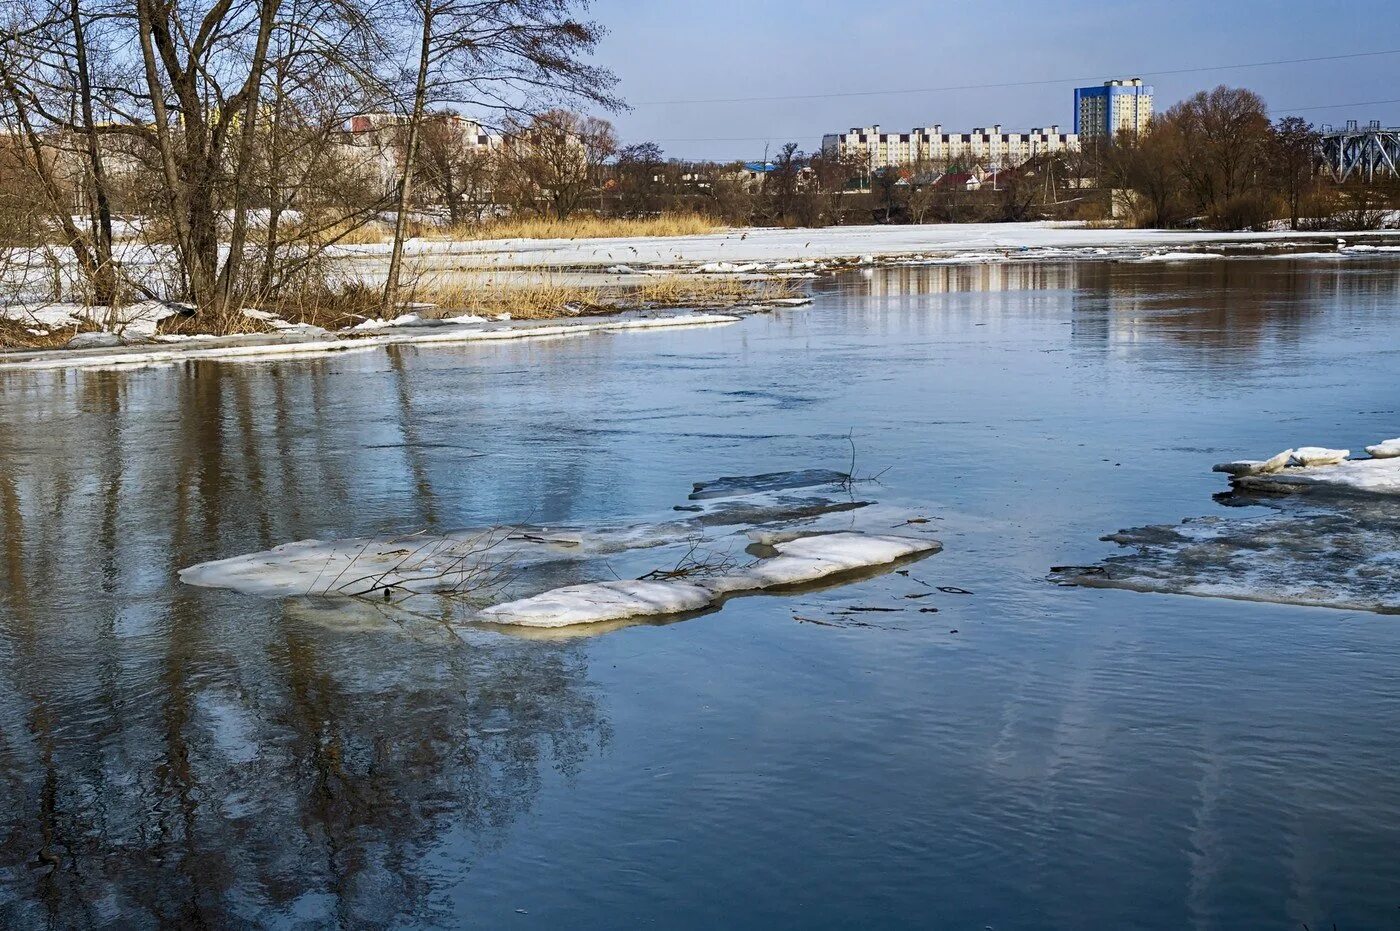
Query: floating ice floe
xmin=181 ymin=468 xmax=943 ymax=630
xmin=1131 ymin=251 xmax=1227 ymax=262
xmin=1052 ymin=502 xmax=1400 ymax=614
xmin=1056 ymin=438 xmax=1400 ymax=614
xmin=479 ymin=533 xmax=939 ymax=627
xmin=688 ymin=468 xmax=849 ymax=500
xmin=1291 ymin=446 xmax=1350 ymax=467
xmin=1232 ymin=456 xmax=1400 ymax=496
xmin=1211 ymin=449 xmax=1293 ymax=477
xmin=1365 ymin=438 xmax=1400 ymax=459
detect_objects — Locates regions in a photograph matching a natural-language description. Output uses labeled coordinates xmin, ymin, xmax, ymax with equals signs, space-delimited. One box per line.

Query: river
xmin=2 ymin=256 xmax=1399 ymax=929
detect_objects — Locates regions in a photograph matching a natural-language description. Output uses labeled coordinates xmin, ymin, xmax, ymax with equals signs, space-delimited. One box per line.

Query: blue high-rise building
xmin=1074 ymin=78 xmax=1154 ymax=141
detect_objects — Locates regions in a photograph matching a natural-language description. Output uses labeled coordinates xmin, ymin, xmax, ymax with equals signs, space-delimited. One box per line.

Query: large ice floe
xmin=1054 ymin=439 xmax=1400 ymax=613
xmin=181 ymin=470 xmax=942 ymax=631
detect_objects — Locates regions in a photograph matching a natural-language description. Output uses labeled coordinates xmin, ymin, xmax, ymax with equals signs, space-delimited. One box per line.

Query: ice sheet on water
xmin=180 ymin=470 xmax=934 ymax=628
xmin=1054 ymin=498 xmax=1400 ymax=614
xmin=688 ymin=468 xmax=849 ymax=500
xmin=1232 ymin=456 xmax=1400 ymax=496
xmin=480 ymin=533 xmax=940 ymax=627
xmin=1058 ymin=441 xmax=1400 ymax=613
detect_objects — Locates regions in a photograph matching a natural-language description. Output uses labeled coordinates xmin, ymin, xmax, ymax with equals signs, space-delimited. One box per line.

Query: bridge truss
xmin=1320 ymin=121 xmax=1400 ymax=182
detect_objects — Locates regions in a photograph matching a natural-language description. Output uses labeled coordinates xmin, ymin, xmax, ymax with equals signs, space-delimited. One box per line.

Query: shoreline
xmin=5 ymin=221 xmax=1400 ymax=369
xmin=0 ymin=311 xmax=741 ymax=372
xmin=330 ymin=220 xmax=1400 ymax=270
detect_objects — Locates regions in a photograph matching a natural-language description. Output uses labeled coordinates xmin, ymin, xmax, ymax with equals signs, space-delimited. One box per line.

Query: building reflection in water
xmin=828 ymin=257 xmax=1392 ymax=361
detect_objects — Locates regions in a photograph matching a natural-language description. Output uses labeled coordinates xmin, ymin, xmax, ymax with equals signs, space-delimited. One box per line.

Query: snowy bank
xmin=0 ymin=311 xmax=739 ymax=372
xmin=329 ymin=222 xmax=1400 ymax=271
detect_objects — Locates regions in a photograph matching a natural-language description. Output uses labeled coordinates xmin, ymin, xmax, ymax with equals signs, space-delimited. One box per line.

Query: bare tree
xmin=414 ymin=113 xmax=497 ymax=224
xmin=1162 ymin=86 xmax=1273 ymax=226
xmin=1270 ymin=116 xmax=1321 ymax=231
xmin=498 ymin=109 xmax=615 ymax=220
xmin=763 ymin=142 xmax=805 ymax=225
xmin=380 ymin=0 xmax=618 ymax=310
xmin=613 ymin=141 xmax=666 ymax=217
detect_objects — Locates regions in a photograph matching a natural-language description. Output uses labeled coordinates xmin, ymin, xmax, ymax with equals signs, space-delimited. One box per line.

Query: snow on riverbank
xmin=329 ymin=221 xmax=1400 ymax=270
xmin=0 ymin=311 xmax=739 ymax=371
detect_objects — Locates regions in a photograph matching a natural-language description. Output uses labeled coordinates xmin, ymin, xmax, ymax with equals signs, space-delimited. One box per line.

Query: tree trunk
xmin=384 ymin=4 xmax=433 ymax=312
xmin=215 ymin=0 xmax=280 ymax=318
xmin=67 ymin=0 xmax=118 ymax=308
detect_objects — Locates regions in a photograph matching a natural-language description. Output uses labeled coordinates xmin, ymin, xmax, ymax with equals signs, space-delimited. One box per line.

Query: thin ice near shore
xmin=0 ymin=312 xmax=740 ymax=371
xmin=1057 ymin=438 xmax=1400 ymax=614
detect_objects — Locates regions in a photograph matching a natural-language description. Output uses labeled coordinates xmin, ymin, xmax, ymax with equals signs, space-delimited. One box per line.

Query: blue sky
xmin=585 ymin=0 xmax=1400 ymax=161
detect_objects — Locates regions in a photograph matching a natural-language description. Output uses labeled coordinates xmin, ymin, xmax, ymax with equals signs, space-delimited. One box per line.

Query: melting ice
xmin=181 ymin=470 xmax=942 ymax=629
xmin=1057 ymin=445 xmax=1400 ymax=613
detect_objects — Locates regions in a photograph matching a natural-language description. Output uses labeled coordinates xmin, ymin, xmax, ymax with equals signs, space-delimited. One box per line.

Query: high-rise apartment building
xmin=1074 ymin=78 xmax=1154 ymax=141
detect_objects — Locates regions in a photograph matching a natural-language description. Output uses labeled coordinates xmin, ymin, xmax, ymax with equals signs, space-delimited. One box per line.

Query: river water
xmin=2 ymin=257 xmax=1400 ymax=929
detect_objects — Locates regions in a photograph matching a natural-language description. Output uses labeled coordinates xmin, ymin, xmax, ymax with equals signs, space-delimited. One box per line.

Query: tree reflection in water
xmin=0 ymin=360 xmax=609 ymax=928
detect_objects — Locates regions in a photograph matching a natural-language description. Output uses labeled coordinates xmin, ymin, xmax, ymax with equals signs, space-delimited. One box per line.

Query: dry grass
xmin=0 ymin=316 xmax=97 ymax=350
xmin=425 ymin=214 xmax=725 ymax=242
xmin=16 ymin=268 xmax=802 ymax=344
xmin=266 ymin=273 xmax=801 ymax=329
xmin=400 ymin=274 xmax=799 ymax=320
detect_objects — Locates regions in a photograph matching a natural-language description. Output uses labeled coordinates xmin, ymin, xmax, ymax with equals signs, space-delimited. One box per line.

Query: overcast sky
xmin=584 ymin=0 xmax=1400 ymax=162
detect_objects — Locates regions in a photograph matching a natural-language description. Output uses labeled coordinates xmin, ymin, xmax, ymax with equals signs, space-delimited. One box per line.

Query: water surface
xmin=3 ymin=258 xmax=1400 ymax=929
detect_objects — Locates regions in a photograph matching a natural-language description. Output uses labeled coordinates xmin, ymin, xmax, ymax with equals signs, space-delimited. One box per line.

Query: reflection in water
xmin=826 ymin=258 xmax=1395 ymax=358
xmin=0 ymin=365 xmax=608 ymax=928
xmin=4 ymin=257 xmax=1400 ymax=928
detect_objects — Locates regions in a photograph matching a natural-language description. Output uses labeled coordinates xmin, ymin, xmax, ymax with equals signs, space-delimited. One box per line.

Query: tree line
xmin=0 ymin=0 xmax=617 ymax=320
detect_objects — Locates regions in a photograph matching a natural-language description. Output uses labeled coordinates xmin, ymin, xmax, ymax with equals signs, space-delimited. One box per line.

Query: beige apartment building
xmin=820 ymin=124 xmax=1079 ymax=172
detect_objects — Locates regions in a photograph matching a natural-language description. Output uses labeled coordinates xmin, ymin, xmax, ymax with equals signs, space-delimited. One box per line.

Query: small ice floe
xmin=689 ymin=468 xmax=848 ymax=500
xmin=695 ymin=261 xmax=762 ymax=274
xmin=605 ymin=264 xmax=638 ymax=274
xmin=479 ymin=533 xmax=939 ymax=628
xmin=1211 ymin=449 xmax=1293 ymax=477
xmin=1052 ymin=500 xmax=1400 ymax=614
xmin=1232 ymin=457 xmax=1400 ymax=496
xmin=1132 ymin=251 xmax=1227 ymax=262
xmin=1291 ymin=447 xmax=1350 ymax=467
xmin=1365 ymin=438 xmax=1400 ymax=459
xmin=478 ymin=580 xmax=715 ymax=627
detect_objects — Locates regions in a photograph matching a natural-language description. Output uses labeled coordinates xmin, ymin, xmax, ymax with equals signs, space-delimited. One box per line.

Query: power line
xmin=1277 ymin=97 xmax=1400 ymax=114
xmin=630 ymin=48 xmax=1400 ymax=107
xmin=629 ymin=98 xmax=1400 ymax=148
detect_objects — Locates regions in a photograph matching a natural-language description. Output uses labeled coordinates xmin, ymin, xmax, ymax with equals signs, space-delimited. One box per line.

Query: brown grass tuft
xmin=425 ymin=214 xmax=726 ymax=242
xmin=0 ymin=316 xmax=97 ymax=350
